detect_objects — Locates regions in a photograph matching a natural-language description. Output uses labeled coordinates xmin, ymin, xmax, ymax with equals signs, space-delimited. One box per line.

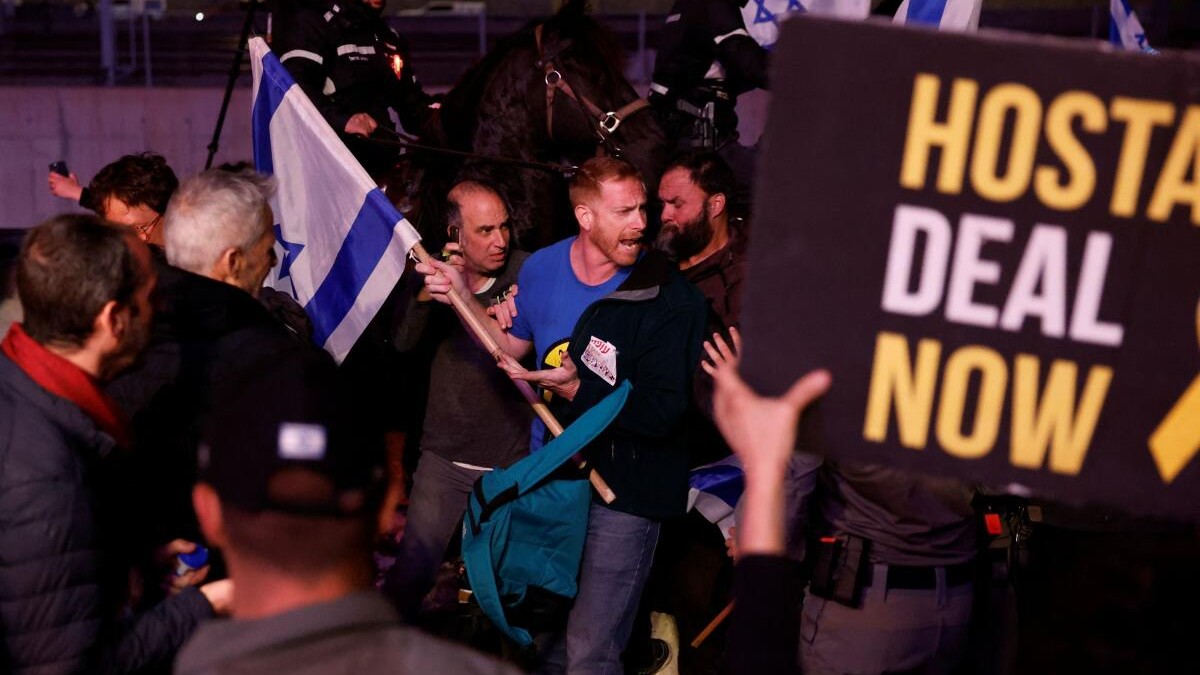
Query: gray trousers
xmin=800 ymin=563 xmax=974 ymax=675
xmin=386 ymin=451 xmax=487 ymax=620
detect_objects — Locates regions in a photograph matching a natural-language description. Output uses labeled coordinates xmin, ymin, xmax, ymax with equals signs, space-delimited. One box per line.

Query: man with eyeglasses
xmin=47 ymin=152 xmax=178 ymax=249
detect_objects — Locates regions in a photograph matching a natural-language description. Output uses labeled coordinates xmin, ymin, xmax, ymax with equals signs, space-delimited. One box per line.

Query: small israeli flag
xmin=250 ymin=36 xmax=420 ymax=363
xmin=893 ymin=0 xmax=982 ymax=32
xmin=686 ymin=456 xmax=745 ymax=539
xmin=1109 ymin=0 xmax=1157 ymax=53
xmin=740 ymin=0 xmax=869 ymax=50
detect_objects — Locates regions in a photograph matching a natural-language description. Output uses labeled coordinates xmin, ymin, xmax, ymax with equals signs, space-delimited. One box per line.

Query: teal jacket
xmin=553 ymin=251 xmax=708 ymax=519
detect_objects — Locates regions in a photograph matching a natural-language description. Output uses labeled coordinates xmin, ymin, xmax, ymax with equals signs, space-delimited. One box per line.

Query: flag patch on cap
xmin=278 ymin=423 xmax=327 ymax=460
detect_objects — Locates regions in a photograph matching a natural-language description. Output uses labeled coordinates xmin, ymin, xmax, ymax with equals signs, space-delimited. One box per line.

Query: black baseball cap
xmin=198 ymin=347 xmax=385 ymax=517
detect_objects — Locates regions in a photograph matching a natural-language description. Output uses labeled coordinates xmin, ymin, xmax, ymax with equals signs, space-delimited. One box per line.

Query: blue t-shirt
xmin=510 ymin=236 xmax=632 ymax=449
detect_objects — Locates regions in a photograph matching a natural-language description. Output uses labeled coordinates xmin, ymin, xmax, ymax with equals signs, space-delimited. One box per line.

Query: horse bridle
xmin=534 ymin=23 xmax=651 ymax=158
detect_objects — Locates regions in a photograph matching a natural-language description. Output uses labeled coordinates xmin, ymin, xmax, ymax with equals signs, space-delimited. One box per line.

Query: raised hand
xmin=702 ymin=327 xmax=831 ymax=475
xmin=344 ymin=112 xmax=378 ymax=137
xmin=48 ymin=171 xmax=83 ymax=202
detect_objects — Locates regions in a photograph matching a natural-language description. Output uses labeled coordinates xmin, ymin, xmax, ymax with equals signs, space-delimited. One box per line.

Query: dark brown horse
xmin=394 ymin=0 xmax=668 ymax=252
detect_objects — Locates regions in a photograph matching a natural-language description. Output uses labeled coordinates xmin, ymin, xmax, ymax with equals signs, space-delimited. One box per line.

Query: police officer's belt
xmin=863 ymin=561 xmax=975 ymax=590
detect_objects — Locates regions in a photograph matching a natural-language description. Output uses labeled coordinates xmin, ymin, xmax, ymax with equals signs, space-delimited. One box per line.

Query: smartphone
xmin=49 ymin=161 xmax=70 ymax=177
xmin=442 ymin=225 xmax=462 ymax=261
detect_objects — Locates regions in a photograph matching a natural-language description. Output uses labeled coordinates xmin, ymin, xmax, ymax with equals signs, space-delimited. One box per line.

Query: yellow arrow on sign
xmin=1148 ymin=300 xmax=1200 ymax=484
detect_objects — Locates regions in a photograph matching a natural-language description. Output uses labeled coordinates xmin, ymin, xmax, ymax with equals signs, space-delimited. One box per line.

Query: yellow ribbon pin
xmin=1148 ymin=299 xmax=1200 ymax=484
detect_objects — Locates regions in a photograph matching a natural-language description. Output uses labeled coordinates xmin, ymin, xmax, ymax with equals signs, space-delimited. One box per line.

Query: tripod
xmin=204 ymin=0 xmax=265 ymax=170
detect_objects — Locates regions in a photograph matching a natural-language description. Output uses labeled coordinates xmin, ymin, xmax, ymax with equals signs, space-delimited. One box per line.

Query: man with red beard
xmin=0 ymin=215 xmax=230 ymax=674
xmin=418 ymin=157 xmax=707 ymax=675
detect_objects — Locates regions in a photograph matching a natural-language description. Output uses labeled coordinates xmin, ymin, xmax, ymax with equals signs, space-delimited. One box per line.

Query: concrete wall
xmin=0 ymin=86 xmax=254 ymax=229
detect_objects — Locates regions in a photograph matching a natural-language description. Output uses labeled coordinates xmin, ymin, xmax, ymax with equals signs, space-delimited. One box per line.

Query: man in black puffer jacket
xmin=0 ymin=215 xmax=228 ymax=675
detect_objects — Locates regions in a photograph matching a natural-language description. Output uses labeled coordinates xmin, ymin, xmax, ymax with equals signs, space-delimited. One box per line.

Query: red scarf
xmin=2 ymin=323 xmax=130 ymax=448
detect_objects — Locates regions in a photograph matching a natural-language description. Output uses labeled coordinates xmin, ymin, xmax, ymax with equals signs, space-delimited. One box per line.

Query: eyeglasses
xmin=132 ymin=214 xmax=164 ymax=241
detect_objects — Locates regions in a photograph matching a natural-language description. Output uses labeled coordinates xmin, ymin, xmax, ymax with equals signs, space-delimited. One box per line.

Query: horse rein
xmin=366 ymin=127 xmax=579 ymax=176
xmin=534 ymin=23 xmax=650 ymax=158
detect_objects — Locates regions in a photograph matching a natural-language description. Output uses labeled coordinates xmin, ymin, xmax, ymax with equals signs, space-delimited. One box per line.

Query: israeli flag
xmin=740 ymin=0 xmax=869 ymax=50
xmin=250 ymin=37 xmax=420 ymax=363
xmin=1110 ymin=0 xmax=1157 ymax=53
xmin=893 ymin=0 xmax=982 ymax=31
xmin=686 ymin=456 xmax=744 ymax=539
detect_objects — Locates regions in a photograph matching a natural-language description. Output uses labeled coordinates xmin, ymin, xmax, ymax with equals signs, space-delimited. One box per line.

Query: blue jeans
xmin=536 ymin=503 xmax=661 ymax=675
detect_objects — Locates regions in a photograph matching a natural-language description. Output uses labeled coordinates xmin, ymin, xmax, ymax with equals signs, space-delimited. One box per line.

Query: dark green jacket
xmin=553 ymin=251 xmax=707 ymax=519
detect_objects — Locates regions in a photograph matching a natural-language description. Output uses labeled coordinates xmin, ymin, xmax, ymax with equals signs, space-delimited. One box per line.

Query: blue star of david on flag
xmin=251 ymin=37 xmax=420 ymax=363
xmin=744 ymin=0 xmax=861 ymax=50
xmin=753 ymin=0 xmax=777 ymax=25
xmin=273 ymin=223 xmax=305 ymax=282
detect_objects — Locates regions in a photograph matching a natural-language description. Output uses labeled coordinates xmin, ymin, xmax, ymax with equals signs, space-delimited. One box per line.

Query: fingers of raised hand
xmin=784 ymin=369 xmax=833 ymax=413
xmin=703 ymin=337 xmax=729 ymax=371
xmin=712 ymin=331 xmax=737 ymax=363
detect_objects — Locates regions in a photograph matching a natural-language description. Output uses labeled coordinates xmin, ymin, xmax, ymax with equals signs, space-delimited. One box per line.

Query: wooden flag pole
xmin=410 ymin=242 xmax=616 ymax=504
xmin=691 ymin=600 xmax=734 ymax=648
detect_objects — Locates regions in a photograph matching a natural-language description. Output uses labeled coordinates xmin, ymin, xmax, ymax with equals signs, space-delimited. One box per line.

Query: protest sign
xmin=742 ymin=17 xmax=1200 ymax=519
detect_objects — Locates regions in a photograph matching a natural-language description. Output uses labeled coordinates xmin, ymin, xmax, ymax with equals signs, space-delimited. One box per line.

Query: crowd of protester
xmin=3 ymin=1 xmax=1199 ymax=674
xmin=2 ymin=145 xmax=769 ymax=675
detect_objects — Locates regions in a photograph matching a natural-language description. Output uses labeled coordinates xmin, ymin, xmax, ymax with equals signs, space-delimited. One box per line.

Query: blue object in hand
xmin=176 ymin=545 xmax=209 ymax=575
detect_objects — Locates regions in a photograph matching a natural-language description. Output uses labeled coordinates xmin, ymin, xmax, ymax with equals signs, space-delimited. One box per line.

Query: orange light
xmin=390 ymin=55 xmax=404 ymax=78
xmin=984 ymin=513 xmax=1003 ymax=536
